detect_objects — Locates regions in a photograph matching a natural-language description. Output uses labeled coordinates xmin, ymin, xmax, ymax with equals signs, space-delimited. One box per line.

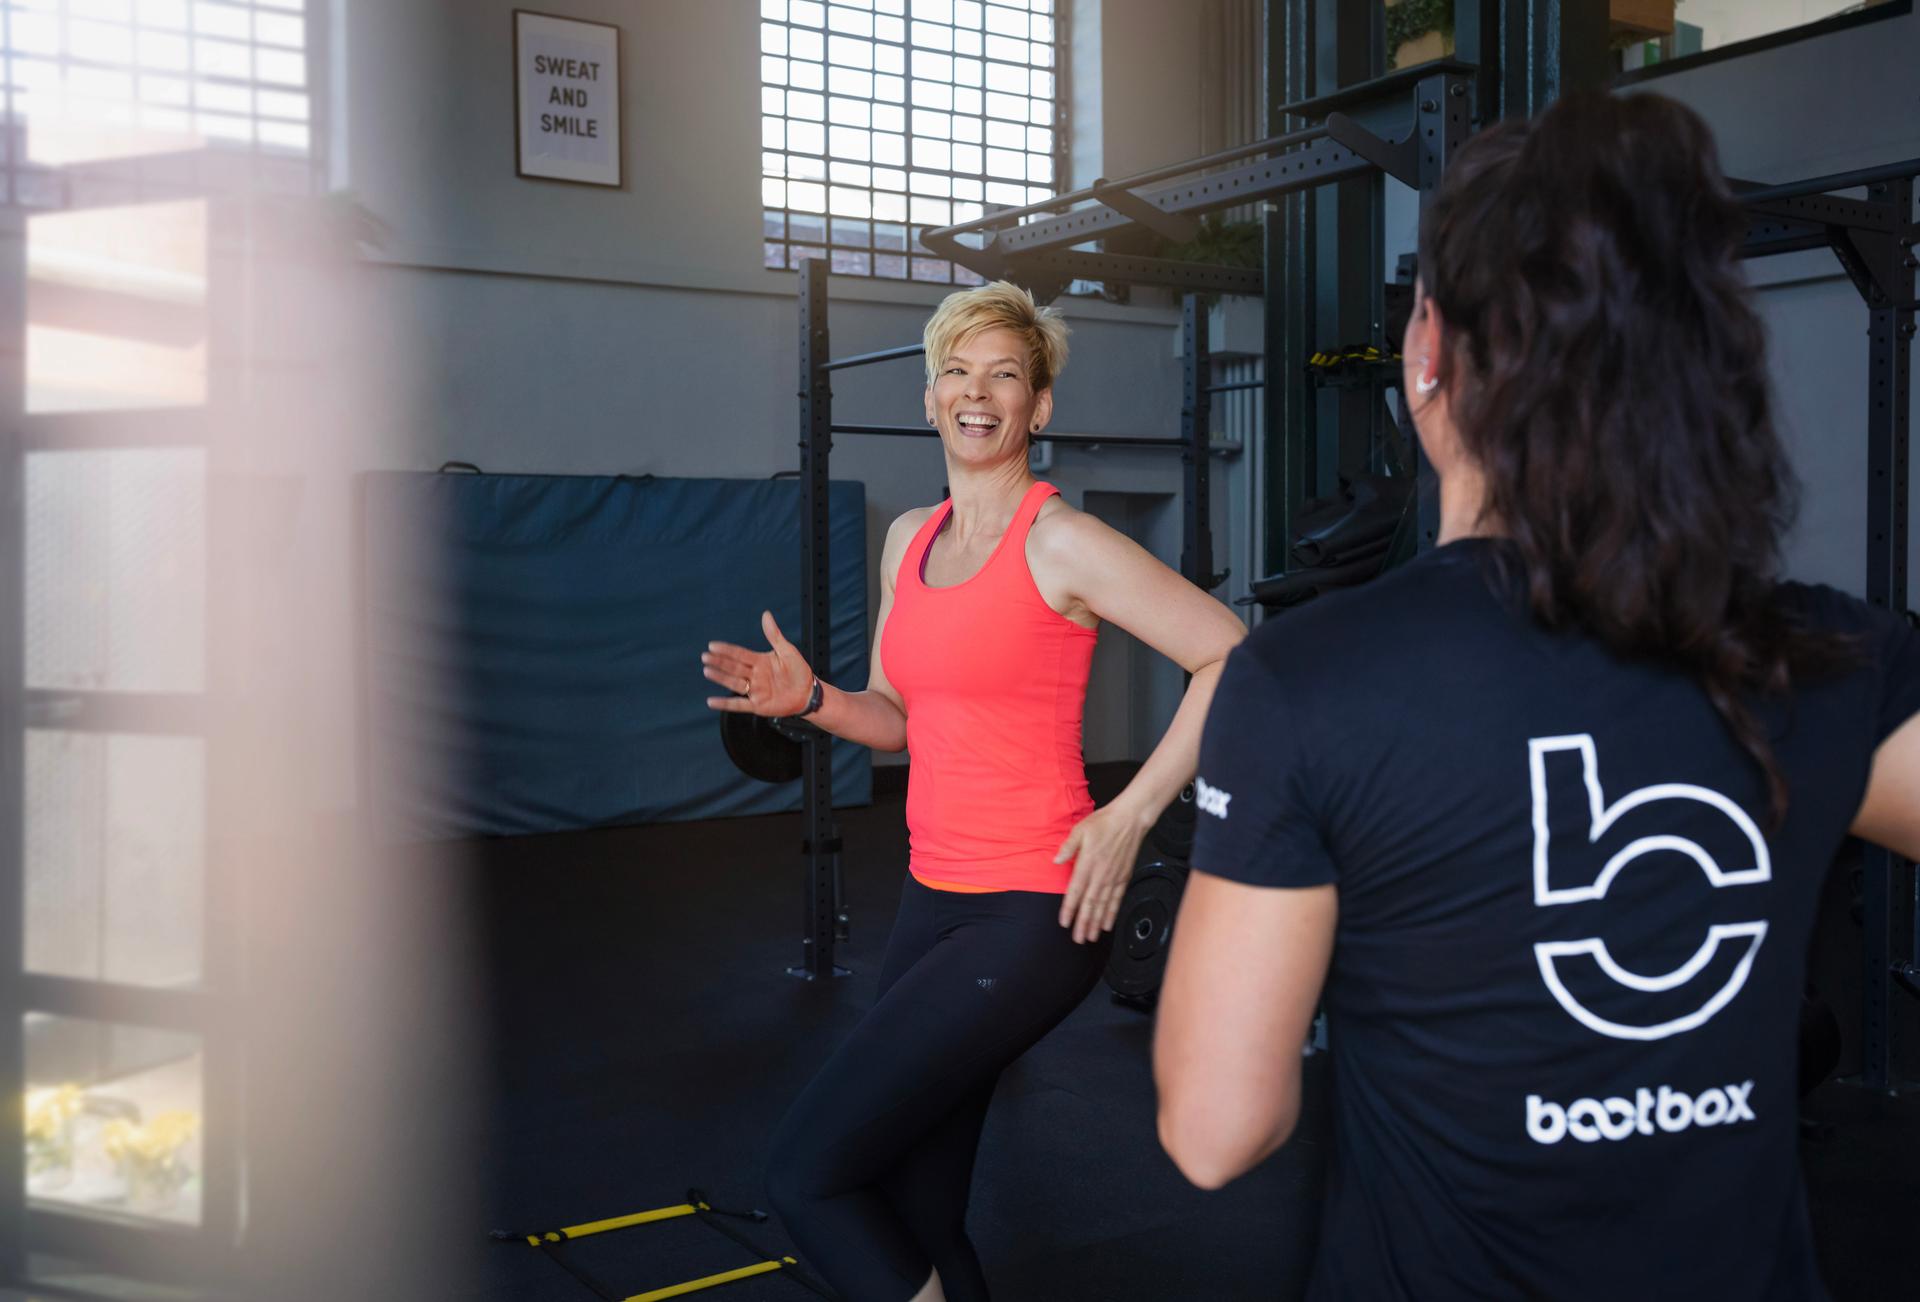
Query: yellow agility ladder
xmin=489 ymin=1187 xmax=836 ymax=1302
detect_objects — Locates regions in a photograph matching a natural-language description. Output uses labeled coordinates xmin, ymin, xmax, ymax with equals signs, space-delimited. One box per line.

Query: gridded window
xmin=0 ymin=0 xmax=312 ymax=203
xmin=760 ymin=0 xmax=1059 ymax=283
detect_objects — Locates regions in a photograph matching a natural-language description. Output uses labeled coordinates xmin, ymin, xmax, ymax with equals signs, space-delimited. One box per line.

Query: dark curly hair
xmin=1415 ymin=91 xmax=1856 ymax=821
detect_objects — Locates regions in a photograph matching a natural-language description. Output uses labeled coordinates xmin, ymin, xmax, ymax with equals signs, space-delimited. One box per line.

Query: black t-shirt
xmin=1191 ymin=539 xmax=1920 ymax=1302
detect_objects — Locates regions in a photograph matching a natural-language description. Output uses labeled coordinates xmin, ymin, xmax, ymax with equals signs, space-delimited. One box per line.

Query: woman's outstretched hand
xmin=703 ymin=611 xmax=816 ymax=716
xmin=1054 ymin=802 xmax=1151 ymax=945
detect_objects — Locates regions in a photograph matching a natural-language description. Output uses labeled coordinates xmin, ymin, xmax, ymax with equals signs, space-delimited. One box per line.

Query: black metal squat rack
xmin=1736 ymin=157 xmax=1920 ymax=1089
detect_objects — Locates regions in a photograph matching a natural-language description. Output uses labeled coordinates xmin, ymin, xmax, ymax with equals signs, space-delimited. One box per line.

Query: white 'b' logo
xmin=1530 ymin=735 xmax=1769 ymax=1042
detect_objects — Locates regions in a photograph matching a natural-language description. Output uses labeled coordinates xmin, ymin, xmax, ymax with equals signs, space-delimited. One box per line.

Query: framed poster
xmin=514 ymin=11 xmax=622 ymax=187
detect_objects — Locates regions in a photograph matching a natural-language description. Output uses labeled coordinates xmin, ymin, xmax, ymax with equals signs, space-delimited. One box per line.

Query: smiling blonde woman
xmin=701 ymin=280 xmax=1246 ymax=1302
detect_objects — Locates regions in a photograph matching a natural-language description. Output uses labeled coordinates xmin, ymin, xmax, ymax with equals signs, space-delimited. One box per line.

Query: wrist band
xmin=800 ymin=677 xmax=824 ymax=716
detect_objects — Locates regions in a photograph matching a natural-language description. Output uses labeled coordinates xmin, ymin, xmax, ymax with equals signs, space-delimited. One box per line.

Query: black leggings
xmin=766 ymin=876 xmax=1109 ymax=1302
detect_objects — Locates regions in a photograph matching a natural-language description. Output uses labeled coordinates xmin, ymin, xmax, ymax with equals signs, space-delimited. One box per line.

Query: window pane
xmin=833 ymin=34 xmax=879 ymax=67
xmin=986 ymin=61 xmax=1026 ymax=93
xmin=829 ymin=96 xmax=872 ymax=126
xmin=828 ymin=65 xmax=873 ymax=96
xmin=26 ymin=447 xmax=207 ymax=694
xmin=828 ymin=6 xmax=873 ymax=36
xmin=25 ymin=1016 xmax=205 ymax=1226
xmin=831 ymin=217 xmax=871 ymax=246
xmin=827 ymin=124 xmax=867 ymax=159
xmin=10 ymin=0 xmax=309 ymax=169
xmin=25 ymin=732 xmax=206 ymax=988
xmin=829 ymin=186 xmax=871 ymax=217
xmin=985 ymin=3 xmax=1027 ymax=36
xmin=764 ymin=0 xmax=1057 ymax=279
xmin=985 ymin=118 xmax=1023 ymax=147
xmin=256 ymin=12 xmax=304 ymax=47
xmin=26 ymin=201 xmax=208 ymax=414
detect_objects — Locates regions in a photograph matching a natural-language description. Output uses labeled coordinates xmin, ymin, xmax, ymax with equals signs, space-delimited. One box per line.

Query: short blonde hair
xmin=922 ymin=280 xmax=1070 ymax=392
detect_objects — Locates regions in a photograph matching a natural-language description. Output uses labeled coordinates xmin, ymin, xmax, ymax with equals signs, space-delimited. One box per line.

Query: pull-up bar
xmin=820 ymin=343 xmax=928 ymax=372
xmin=831 ymin=423 xmax=1190 ymax=449
xmin=1735 ymin=156 xmax=1920 ymax=206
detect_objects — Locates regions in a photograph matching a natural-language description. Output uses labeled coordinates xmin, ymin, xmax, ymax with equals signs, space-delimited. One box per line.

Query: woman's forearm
xmin=809 ymin=681 xmax=910 ymax=753
xmin=1108 ymin=658 xmax=1228 ymax=830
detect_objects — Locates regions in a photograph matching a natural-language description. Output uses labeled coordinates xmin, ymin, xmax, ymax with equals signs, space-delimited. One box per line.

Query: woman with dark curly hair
xmin=1156 ymin=91 xmax=1920 ymax=1301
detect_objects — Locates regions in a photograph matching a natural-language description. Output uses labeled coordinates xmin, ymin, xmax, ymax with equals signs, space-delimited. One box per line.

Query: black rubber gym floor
xmin=463 ymin=764 xmax=1918 ymax=1302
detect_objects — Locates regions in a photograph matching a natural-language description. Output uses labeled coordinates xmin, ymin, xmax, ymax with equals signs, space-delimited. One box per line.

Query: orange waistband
xmin=909 ymin=871 xmax=1007 ymax=894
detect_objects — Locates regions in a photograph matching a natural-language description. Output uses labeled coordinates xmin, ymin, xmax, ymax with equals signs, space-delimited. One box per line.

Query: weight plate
xmin=719 ymin=710 xmax=802 ymax=784
xmin=1104 ymin=861 xmax=1190 ymax=1003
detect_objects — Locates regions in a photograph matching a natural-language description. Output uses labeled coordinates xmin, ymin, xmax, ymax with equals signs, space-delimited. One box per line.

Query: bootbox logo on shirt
xmin=1527 ymin=734 xmax=1771 ymax=1042
xmin=1526 ymin=1080 xmax=1757 ymax=1145
xmin=1521 ymin=735 xmax=1771 ymax=1145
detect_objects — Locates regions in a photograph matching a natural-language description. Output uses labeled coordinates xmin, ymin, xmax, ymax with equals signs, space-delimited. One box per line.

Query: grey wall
xmin=1630 ymin=9 xmax=1920 ymax=598
xmin=330 ymin=0 xmax=1249 ymax=767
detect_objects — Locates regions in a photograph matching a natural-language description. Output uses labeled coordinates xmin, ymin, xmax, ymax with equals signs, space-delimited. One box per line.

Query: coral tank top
xmin=880 ymin=482 xmax=1099 ymax=894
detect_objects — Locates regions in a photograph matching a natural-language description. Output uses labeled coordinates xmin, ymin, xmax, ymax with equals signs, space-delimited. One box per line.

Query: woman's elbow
xmin=1156 ymin=1096 xmax=1295 ymax=1191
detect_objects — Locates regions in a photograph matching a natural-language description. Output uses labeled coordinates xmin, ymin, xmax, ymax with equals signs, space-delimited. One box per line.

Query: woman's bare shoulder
xmin=880 ymin=506 xmax=942 ymax=587
xmin=892 ymin=504 xmax=941 ymax=531
xmin=1029 ymin=493 xmax=1111 ymax=555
